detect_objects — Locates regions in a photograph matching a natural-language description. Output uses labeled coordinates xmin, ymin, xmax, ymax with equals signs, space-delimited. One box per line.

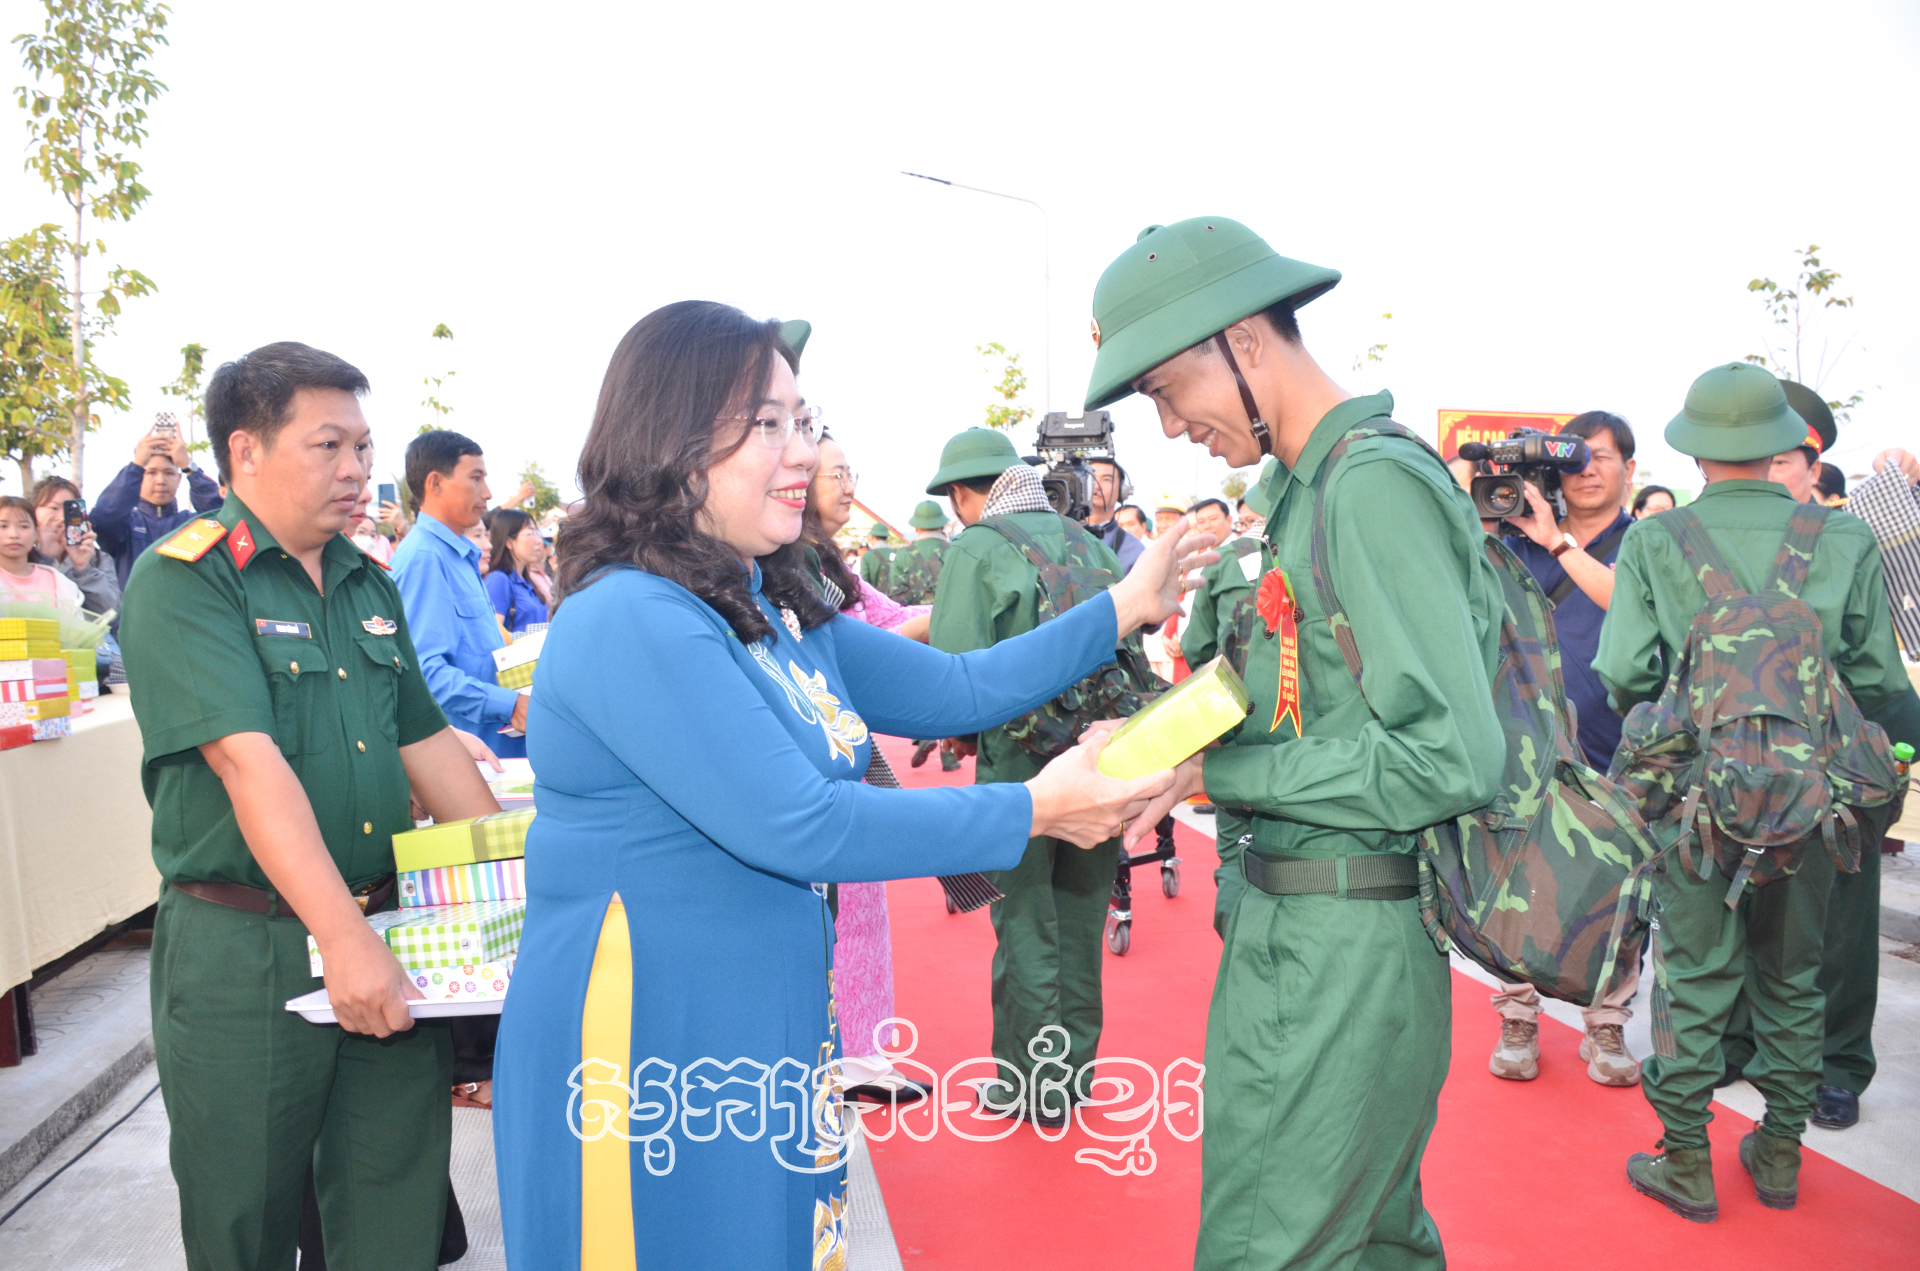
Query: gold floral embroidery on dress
xmin=812 ymin=1194 xmax=849 ymax=1271
xmin=748 ymin=643 xmax=869 ymax=766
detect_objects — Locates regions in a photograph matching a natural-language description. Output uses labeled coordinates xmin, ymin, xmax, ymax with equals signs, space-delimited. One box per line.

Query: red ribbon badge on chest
xmin=1255 ymin=570 xmax=1302 ymax=736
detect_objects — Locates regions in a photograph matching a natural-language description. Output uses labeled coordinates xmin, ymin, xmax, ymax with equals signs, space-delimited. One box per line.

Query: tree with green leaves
xmin=419 ymin=322 xmax=455 ymax=432
xmin=516 ymin=460 xmax=563 ymax=518
xmin=976 ymin=341 xmax=1031 ymax=432
xmin=159 ymin=339 xmax=206 ymax=452
xmin=14 ymin=0 xmax=170 ymax=488
xmin=1220 ymin=470 xmax=1251 ymax=502
xmin=1744 ymin=245 xmax=1867 ymax=424
xmin=0 ymin=222 xmax=135 ymax=492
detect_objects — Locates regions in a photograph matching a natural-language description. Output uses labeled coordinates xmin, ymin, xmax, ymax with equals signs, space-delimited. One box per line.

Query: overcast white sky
xmin=3 ymin=0 xmax=1915 ymax=522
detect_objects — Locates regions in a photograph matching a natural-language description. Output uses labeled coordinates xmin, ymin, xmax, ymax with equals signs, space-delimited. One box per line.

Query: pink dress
xmin=836 ymin=579 xmax=931 ymax=1058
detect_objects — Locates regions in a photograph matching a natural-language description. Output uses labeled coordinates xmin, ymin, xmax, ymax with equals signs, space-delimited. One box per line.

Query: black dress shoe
xmin=845 ymin=1076 xmax=932 ymax=1104
xmin=1812 ymin=1084 xmax=1859 ymax=1130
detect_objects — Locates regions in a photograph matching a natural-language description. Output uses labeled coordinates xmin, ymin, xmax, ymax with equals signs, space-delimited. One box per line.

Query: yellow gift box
xmin=392 ymin=807 xmax=536 ymax=873
xmin=0 ymin=696 xmax=71 ymax=724
xmin=0 ymin=640 xmax=62 ymax=661
xmin=0 ymin=618 xmax=59 ymax=643
xmin=492 ymin=629 xmax=543 ymax=690
xmin=1096 ymin=656 xmax=1251 ymax=781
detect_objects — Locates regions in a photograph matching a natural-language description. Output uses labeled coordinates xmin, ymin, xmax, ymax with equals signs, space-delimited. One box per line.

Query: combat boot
xmin=1627 ymin=1145 xmax=1717 ymax=1222
xmin=1739 ymin=1131 xmax=1799 ymax=1209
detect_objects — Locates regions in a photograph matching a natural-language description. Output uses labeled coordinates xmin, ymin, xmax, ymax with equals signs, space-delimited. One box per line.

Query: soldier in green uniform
xmin=1718 ymin=381 xmax=1917 ymax=1132
xmin=1177 ymin=482 xmax=1274 ymax=937
xmin=1596 ymin=363 xmax=1920 ymax=1218
xmin=119 ymin=342 xmax=503 ymax=1271
xmin=886 ymin=500 xmax=951 ymax=605
xmin=926 ymin=427 xmax=1129 ymax=1124
xmin=859 ymin=522 xmax=895 ymax=590
xmin=1085 ymin=217 xmax=1506 ymax=1270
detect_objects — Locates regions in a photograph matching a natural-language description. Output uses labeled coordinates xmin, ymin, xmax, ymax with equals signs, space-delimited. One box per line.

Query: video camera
xmin=1459 ymin=428 xmax=1591 ymax=521
xmin=1029 ymin=411 xmax=1118 ymax=523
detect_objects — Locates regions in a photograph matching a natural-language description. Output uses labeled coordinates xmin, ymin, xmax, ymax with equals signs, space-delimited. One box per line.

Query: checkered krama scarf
xmin=979 ymin=461 xmax=1053 ymax=519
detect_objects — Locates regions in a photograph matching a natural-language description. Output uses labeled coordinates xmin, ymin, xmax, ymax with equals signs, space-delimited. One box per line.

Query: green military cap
xmin=778 ymin=319 xmax=811 ymax=361
xmin=1664 ymin=363 xmax=1808 ymax=462
xmin=1778 ymin=378 xmax=1836 ymax=454
xmin=868 ymin=522 xmax=892 ymax=539
xmin=925 ymin=427 xmax=1020 ymax=494
xmin=1084 ymin=216 xmax=1341 ymax=410
xmin=908 ymin=500 xmax=948 ymax=530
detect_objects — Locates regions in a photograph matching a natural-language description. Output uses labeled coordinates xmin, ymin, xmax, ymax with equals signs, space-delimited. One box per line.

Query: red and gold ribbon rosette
xmin=1255 ymin=570 xmax=1302 ymax=736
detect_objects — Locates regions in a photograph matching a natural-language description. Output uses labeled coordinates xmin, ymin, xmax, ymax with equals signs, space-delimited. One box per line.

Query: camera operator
xmin=1085 ymin=458 xmax=1145 ymax=574
xmin=1491 ymin=410 xmax=1643 ymax=1088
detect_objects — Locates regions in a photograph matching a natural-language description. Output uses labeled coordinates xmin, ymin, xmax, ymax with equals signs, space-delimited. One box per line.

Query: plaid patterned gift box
xmin=391 ymin=807 xmax=535 ymax=872
xmin=306 ymin=901 xmax=525 ymax=976
xmin=398 ymin=857 xmax=527 ymax=907
xmin=492 ymin=629 xmax=544 ymax=689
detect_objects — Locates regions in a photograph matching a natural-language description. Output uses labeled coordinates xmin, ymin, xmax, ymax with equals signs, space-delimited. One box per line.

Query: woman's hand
xmin=1108 ymin=515 xmax=1219 ymax=637
xmin=1874 ymin=448 xmax=1919 ymax=487
xmin=1025 ymin=729 xmax=1176 ymax=848
xmin=1120 ymin=752 xmax=1208 ymax=849
xmin=69 ymin=529 xmax=98 ymax=571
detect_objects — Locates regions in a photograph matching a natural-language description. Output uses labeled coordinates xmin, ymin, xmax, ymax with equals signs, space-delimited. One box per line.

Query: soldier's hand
xmin=1122 ymin=752 xmax=1207 ymax=851
xmin=324 ymin=924 xmax=420 ymax=1037
xmin=1110 ymin=515 xmax=1218 ymax=636
xmin=946 ymin=736 xmax=977 ymax=760
xmin=1025 ymin=729 xmax=1175 ymax=849
xmin=505 ymin=693 xmax=530 ymax=735
xmin=452 ymin=726 xmax=504 ymax=772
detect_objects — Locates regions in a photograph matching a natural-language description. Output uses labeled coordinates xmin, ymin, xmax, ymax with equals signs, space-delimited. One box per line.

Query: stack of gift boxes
xmin=0 ymin=619 xmax=72 ymax=750
xmin=308 ymin=807 xmax=534 ymax=1005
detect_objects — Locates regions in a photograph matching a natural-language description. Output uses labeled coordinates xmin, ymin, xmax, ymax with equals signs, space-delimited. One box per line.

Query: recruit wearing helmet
xmin=1665 ymin=364 xmax=1808 ymax=463
xmin=1085 ymin=216 xmax=1340 ymax=461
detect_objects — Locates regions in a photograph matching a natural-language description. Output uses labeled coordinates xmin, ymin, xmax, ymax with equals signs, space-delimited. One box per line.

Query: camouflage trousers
xmin=1211 ymin=808 xmax=1252 ymax=940
xmin=1643 ymin=849 xmax=1835 ymax=1149
xmin=987 ymin=835 xmax=1120 ymax=1081
xmin=1720 ymin=841 xmax=1879 ymax=1096
xmin=1198 ymin=889 xmax=1449 ymax=1271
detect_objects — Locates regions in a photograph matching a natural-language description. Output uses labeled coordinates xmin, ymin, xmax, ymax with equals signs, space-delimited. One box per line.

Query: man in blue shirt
xmin=93 ymin=430 xmax=225 ymax=590
xmin=391 ymin=430 xmax=526 ymax=758
xmin=1492 ymin=410 xmax=1644 ymax=1088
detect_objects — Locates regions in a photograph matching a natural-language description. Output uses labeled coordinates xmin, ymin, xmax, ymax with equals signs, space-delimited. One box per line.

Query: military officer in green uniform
xmin=1718 ymin=381 xmax=1916 ymax=1133
xmin=1177 ymin=480 xmax=1275 ymax=938
xmin=859 ymin=522 xmax=895 ymax=590
xmin=926 ymin=427 xmax=1130 ymax=1124
xmin=1595 ymin=363 xmax=1920 ymax=1218
xmin=120 ymin=342 xmax=503 ymax=1271
xmin=1086 ymin=217 xmax=1506 ymax=1270
xmin=886 ymin=500 xmax=951 ymax=605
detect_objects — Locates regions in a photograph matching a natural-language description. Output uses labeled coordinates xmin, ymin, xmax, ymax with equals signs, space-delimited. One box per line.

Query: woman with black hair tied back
xmin=492 ymin=301 xmax=1212 ymax=1269
xmin=484 ymin=507 xmax=552 ymax=634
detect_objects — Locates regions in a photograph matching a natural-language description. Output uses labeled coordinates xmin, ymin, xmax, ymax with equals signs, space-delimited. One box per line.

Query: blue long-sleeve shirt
xmin=389 ymin=512 xmax=517 ymax=736
xmin=92 ymin=462 xmax=224 ymax=591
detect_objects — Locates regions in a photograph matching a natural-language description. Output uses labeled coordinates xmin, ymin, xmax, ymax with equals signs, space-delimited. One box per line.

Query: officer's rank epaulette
xmin=154 ymin=518 xmax=229 ymax=563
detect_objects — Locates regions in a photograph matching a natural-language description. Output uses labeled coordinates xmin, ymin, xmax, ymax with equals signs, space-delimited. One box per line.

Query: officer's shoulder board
xmin=154 ymin=518 xmax=228 ymax=563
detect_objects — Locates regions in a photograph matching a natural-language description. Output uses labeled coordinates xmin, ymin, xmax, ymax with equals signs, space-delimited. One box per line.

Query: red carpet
xmin=866 ymin=736 xmax=1920 ymax=1269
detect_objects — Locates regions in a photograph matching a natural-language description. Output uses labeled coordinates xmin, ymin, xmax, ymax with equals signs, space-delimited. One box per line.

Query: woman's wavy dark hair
xmin=554 ymin=300 xmax=837 ymax=643
xmin=802 ymin=429 xmax=862 ymax=611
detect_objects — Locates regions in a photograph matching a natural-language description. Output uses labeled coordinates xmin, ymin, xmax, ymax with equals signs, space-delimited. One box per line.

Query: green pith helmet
xmin=925 ymin=427 xmax=1020 ymax=494
xmin=1665 ymin=363 xmax=1807 ymax=462
xmin=778 ymin=319 xmax=811 ymax=361
xmin=868 ymin=522 xmax=892 ymax=540
xmin=909 ymin=500 xmax=948 ymax=530
xmin=1778 ymin=378 xmax=1836 ymax=454
xmin=1084 ymin=216 xmax=1341 ymax=410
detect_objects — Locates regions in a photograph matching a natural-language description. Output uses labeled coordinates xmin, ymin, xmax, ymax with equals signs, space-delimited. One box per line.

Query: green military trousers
xmin=1196 ymin=887 xmax=1451 ymax=1271
xmin=151 ymin=886 xmax=454 ymax=1271
xmin=1643 ymin=849 xmax=1834 ymax=1149
xmin=988 ymin=835 xmax=1121 ymax=1083
xmin=1211 ymin=809 xmax=1252 ymax=940
xmin=1720 ymin=843 xmax=1878 ymax=1096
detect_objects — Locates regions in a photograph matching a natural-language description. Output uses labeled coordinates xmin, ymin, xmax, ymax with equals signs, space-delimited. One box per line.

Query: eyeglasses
xmin=820 ymin=466 xmax=858 ymax=489
xmin=723 ymin=405 xmax=824 ymax=451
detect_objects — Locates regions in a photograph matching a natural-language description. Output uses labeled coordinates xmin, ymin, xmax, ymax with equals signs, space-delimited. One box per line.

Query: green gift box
xmin=492 ymin=629 xmax=543 ymax=689
xmin=391 ymin=807 xmax=535 ymax=872
xmin=1097 ymin=656 xmax=1251 ymax=781
xmin=307 ymin=901 xmax=524 ymax=975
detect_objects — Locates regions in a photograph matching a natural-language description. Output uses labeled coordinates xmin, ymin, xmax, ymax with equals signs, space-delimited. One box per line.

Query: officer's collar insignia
xmin=228 ymin=520 xmax=257 ymax=569
xmin=154 ymin=517 xmax=228 ymax=563
xmin=363 ymin=616 xmax=398 ymax=636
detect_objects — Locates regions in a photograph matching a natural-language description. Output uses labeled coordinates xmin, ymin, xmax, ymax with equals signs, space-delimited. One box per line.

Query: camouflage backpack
xmin=974 ymin=514 xmax=1160 ymax=761
xmin=1309 ymin=422 xmax=1662 ymax=1006
xmin=1608 ymin=505 xmax=1907 ymax=905
xmin=885 ymin=539 xmax=945 ymax=606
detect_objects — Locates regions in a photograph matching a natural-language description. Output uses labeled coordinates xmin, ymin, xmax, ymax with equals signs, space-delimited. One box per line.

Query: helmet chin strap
xmin=1213 ymin=332 xmax=1271 ymax=457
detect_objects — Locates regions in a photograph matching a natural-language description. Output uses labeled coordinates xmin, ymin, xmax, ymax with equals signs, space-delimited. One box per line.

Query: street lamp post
xmin=901 ymin=171 xmax=1051 ymax=411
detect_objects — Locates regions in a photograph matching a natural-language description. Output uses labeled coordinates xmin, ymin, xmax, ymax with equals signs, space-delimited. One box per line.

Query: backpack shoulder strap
xmin=1653 ymin=507 xmax=1743 ymax=602
xmin=1308 ymin=417 xmax=1440 ymax=692
xmin=1764 ymin=502 xmax=1829 ymax=598
xmin=974 ymin=514 xmax=1052 ymax=569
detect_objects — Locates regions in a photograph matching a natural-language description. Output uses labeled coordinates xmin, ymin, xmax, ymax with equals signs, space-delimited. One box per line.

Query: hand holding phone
xmin=63 ymin=498 xmax=89 ymax=548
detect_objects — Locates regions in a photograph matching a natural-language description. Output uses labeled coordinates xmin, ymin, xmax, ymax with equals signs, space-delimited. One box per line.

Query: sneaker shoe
xmin=1811 ymin=1084 xmax=1859 ymax=1129
xmin=1627 ymin=1146 xmax=1718 ymax=1223
xmin=1739 ymin=1130 xmax=1799 ymax=1209
xmin=1579 ymin=1023 xmax=1641 ymax=1086
xmin=1489 ymin=1019 xmax=1540 ymax=1081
